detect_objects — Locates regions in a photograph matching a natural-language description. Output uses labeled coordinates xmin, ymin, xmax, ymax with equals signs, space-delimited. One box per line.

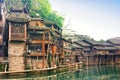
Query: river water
xmin=2 ymin=65 xmax=120 ymax=80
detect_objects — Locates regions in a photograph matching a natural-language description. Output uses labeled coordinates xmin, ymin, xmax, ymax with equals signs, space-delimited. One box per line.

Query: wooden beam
xmin=43 ymin=32 xmax=45 ymax=68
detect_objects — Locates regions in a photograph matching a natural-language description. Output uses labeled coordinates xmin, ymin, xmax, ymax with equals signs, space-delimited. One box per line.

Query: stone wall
xmin=8 ymin=42 xmax=25 ymax=72
xmin=9 ymin=57 xmax=25 ymax=71
xmin=8 ymin=43 xmax=25 ymax=57
xmin=26 ymin=57 xmax=48 ymax=69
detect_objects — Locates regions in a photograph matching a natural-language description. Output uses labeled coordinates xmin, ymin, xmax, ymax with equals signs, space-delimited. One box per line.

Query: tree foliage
xmin=21 ymin=0 xmax=64 ymax=27
xmin=5 ymin=0 xmax=64 ymax=27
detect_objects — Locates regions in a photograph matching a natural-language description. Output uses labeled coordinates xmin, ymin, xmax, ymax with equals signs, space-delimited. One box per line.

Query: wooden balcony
xmin=27 ymin=51 xmax=47 ymax=56
xmin=27 ymin=38 xmax=50 ymax=44
xmin=10 ymin=33 xmax=25 ymax=41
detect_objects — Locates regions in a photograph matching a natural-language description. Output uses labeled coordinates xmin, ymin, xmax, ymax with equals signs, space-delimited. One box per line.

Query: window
xmin=109 ymin=50 xmax=115 ymax=53
xmin=28 ymin=44 xmax=42 ymax=53
xmin=45 ymin=44 xmax=48 ymax=50
xmin=36 ymin=45 xmax=42 ymax=51
xmin=11 ymin=23 xmax=24 ymax=34
xmin=30 ymin=33 xmax=43 ymax=40
xmin=45 ymin=32 xmax=49 ymax=40
xmin=0 ymin=30 xmax=2 ymax=34
xmin=36 ymin=22 xmax=38 ymax=26
xmin=0 ymin=46 xmax=2 ymax=50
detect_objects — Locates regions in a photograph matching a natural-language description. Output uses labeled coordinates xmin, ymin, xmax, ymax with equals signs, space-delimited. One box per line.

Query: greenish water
xmin=2 ymin=65 xmax=120 ymax=80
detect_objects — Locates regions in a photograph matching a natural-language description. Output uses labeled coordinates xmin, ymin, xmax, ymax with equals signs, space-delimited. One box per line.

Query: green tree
xmin=100 ymin=39 xmax=105 ymax=42
xmin=21 ymin=0 xmax=64 ymax=27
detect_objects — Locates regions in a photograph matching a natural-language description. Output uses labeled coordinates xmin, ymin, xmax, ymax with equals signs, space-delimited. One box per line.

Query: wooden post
xmin=43 ymin=32 xmax=45 ymax=68
xmin=5 ymin=63 xmax=7 ymax=72
xmin=112 ymin=55 xmax=113 ymax=64
xmin=30 ymin=58 xmax=32 ymax=69
xmin=9 ymin=22 xmax=11 ymax=41
xmin=24 ymin=24 xmax=27 ymax=41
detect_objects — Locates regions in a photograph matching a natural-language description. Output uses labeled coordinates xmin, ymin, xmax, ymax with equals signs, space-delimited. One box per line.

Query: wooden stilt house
xmin=62 ymin=38 xmax=73 ymax=65
xmin=6 ymin=2 xmax=30 ymax=71
xmin=26 ymin=18 xmax=63 ymax=69
xmin=26 ymin=18 xmax=51 ymax=69
xmin=84 ymin=39 xmax=117 ymax=65
xmin=75 ymin=40 xmax=91 ymax=64
xmin=107 ymin=38 xmax=120 ymax=64
xmin=42 ymin=20 xmax=63 ymax=67
xmin=72 ymin=42 xmax=83 ymax=63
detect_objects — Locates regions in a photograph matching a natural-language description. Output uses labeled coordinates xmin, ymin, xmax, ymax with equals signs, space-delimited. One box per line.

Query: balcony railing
xmin=11 ymin=33 xmax=25 ymax=41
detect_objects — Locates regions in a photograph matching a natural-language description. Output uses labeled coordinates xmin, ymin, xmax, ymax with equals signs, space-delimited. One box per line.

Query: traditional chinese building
xmin=6 ymin=2 xmax=30 ymax=71
xmin=72 ymin=42 xmax=83 ymax=63
xmin=26 ymin=18 xmax=63 ymax=69
xmin=84 ymin=39 xmax=118 ymax=65
xmin=62 ymin=38 xmax=73 ymax=65
xmin=75 ymin=40 xmax=92 ymax=64
xmin=42 ymin=20 xmax=63 ymax=67
xmin=107 ymin=38 xmax=120 ymax=64
xmin=26 ymin=18 xmax=50 ymax=69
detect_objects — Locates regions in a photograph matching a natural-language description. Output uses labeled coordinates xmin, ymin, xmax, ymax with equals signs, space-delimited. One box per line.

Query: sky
xmin=49 ymin=0 xmax=120 ymax=40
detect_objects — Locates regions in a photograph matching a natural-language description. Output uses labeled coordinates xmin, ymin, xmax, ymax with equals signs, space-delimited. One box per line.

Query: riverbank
xmin=1 ymin=65 xmax=120 ymax=80
xmin=0 ymin=62 xmax=83 ymax=78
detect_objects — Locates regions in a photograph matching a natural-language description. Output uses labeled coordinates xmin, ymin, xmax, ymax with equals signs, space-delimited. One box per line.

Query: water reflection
xmin=2 ymin=65 xmax=120 ymax=80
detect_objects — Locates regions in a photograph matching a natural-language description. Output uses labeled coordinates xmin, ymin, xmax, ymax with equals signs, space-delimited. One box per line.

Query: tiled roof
xmin=41 ymin=20 xmax=55 ymax=24
xmin=6 ymin=2 xmax=30 ymax=22
xmin=76 ymin=41 xmax=91 ymax=47
xmin=115 ymin=46 xmax=120 ymax=49
xmin=84 ymin=39 xmax=112 ymax=46
xmin=94 ymin=46 xmax=117 ymax=50
xmin=83 ymin=48 xmax=91 ymax=51
xmin=31 ymin=18 xmax=44 ymax=21
xmin=62 ymin=38 xmax=72 ymax=43
xmin=107 ymin=38 xmax=120 ymax=45
xmin=28 ymin=25 xmax=49 ymax=30
xmin=6 ymin=13 xmax=30 ymax=22
xmin=72 ymin=43 xmax=83 ymax=49
xmin=7 ymin=13 xmax=30 ymax=22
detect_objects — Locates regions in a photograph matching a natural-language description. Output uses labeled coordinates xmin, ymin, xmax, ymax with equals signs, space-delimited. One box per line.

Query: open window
xmin=28 ymin=44 xmax=42 ymax=54
xmin=29 ymin=32 xmax=43 ymax=40
xmin=45 ymin=32 xmax=49 ymax=40
xmin=10 ymin=23 xmax=25 ymax=41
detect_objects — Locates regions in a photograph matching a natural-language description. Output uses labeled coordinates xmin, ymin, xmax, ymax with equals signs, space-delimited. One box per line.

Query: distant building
xmin=84 ymin=39 xmax=118 ymax=65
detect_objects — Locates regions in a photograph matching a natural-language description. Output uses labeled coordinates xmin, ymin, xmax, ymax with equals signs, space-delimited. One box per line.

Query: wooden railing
xmin=28 ymin=51 xmax=47 ymax=56
xmin=11 ymin=33 xmax=25 ymax=41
